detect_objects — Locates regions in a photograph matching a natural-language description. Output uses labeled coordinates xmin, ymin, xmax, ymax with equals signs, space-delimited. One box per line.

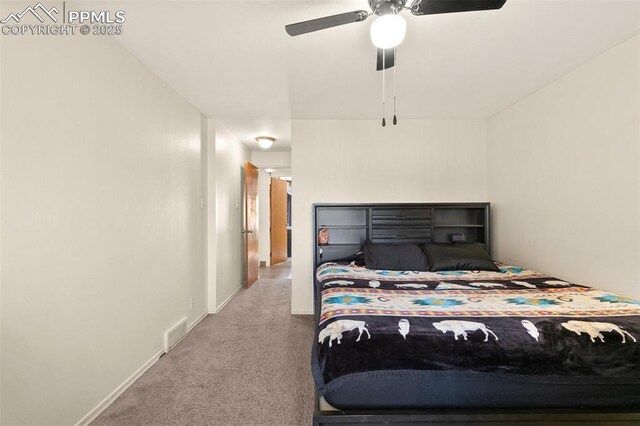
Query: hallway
xmin=93 ymin=260 xmax=315 ymax=425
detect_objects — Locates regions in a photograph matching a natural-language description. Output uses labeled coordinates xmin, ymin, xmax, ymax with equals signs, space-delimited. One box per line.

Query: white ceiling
xmin=103 ymin=0 xmax=640 ymax=151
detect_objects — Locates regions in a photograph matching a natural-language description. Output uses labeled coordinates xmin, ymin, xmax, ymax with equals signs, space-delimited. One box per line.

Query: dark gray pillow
xmin=364 ymin=243 xmax=429 ymax=271
xmin=421 ymin=243 xmax=499 ymax=272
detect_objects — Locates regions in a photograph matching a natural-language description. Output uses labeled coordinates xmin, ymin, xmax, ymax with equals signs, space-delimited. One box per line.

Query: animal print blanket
xmin=312 ymin=262 xmax=640 ymax=396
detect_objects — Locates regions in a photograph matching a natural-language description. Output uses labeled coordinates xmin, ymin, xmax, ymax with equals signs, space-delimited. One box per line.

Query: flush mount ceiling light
xmin=265 ymin=168 xmax=275 ymax=174
xmin=255 ymin=136 xmax=275 ymax=150
xmin=370 ymin=13 xmax=406 ymax=49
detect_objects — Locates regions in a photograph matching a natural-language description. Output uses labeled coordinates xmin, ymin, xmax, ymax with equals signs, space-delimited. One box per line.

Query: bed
xmin=311 ymin=203 xmax=640 ymax=425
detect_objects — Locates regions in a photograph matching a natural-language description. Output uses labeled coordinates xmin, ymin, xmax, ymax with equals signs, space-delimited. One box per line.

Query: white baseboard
xmin=187 ymin=311 xmax=208 ymax=332
xmin=76 ymin=311 xmax=209 ymax=425
xmin=214 ymin=283 xmax=244 ymax=313
xmin=75 ymin=348 xmax=164 ymax=426
xmin=291 ymin=309 xmax=313 ymax=315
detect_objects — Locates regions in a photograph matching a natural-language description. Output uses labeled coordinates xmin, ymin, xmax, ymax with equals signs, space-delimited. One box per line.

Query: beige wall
xmin=291 ymin=119 xmax=487 ymax=313
xmin=214 ymin=122 xmax=251 ymax=310
xmin=487 ymin=35 xmax=640 ymax=298
xmin=205 ymin=120 xmax=218 ymax=311
xmin=194 ymin=116 xmax=209 ymax=320
xmin=1 ymin=34 xmax=206 ymax=425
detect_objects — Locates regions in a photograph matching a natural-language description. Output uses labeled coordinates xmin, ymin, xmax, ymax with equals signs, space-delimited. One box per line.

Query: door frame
xmin=244 ymin=161 xmax=259 ymax=287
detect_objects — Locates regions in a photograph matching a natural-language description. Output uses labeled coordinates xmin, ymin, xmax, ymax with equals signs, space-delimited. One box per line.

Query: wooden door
xmin=244 ymin=162 xmax=259 ymax=287
xmin=270 ymin=178 xmax=288 ymax=265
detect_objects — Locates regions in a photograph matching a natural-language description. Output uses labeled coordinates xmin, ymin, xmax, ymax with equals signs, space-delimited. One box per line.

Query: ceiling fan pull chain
xmin=382 ymin=49 xmax=386 ymax=127
xmin=393 ymin=46 xmax=398 ymax=125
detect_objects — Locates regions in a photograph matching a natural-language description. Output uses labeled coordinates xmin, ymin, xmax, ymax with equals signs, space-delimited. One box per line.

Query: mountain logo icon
xmin=1 ymin=3 xmax=59 ymax=24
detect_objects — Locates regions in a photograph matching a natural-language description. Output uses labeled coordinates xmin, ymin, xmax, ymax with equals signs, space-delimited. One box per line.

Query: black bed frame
xmin=311 ymin=203 xmax=640 ymax=425
xmin=313 ymin=408 xmax=640 ymax=425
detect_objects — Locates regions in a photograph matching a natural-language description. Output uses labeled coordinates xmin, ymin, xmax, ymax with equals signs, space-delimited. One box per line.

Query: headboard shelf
xmin=433 ymin=224 xmax=485 ymax=228
xmin=316 ymin=225 xmax=368 ymax=229
xmin=314 ymin=203 xmax=491 ymax=268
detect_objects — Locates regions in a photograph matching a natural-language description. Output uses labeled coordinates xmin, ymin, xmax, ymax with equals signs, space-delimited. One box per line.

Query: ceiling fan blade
xmin=411 ymin=0 xmax=507 ymax=16
xmin=285 ymin=11 xmax=369 ymax=36
xmin=376 ymin=48 xmax=395 ymax=71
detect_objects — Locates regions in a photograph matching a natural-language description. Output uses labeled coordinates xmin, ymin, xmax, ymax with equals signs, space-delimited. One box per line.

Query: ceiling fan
xmin=285 ymin=0 xmax=507 ymax=71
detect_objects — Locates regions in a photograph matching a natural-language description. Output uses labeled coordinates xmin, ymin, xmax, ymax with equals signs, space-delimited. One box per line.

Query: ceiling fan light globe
xmin=370 ymin=14 xmax=406 ymax=49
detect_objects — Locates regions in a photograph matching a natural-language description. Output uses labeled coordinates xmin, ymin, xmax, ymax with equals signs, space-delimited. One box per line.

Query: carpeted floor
xmin=93 ymin=261 xmax=315 ymax=425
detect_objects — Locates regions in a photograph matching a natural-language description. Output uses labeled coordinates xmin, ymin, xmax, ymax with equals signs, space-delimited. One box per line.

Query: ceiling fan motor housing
xmin=369 ymin=0 xmax=406 ymax=16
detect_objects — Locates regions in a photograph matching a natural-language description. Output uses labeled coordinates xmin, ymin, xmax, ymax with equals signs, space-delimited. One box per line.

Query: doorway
xmin=256 ymin=169 xmax=291 ymax=270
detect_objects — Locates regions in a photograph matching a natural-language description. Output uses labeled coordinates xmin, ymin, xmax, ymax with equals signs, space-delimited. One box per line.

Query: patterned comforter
xmin=312 ymin=261 xmax=640 ymax=401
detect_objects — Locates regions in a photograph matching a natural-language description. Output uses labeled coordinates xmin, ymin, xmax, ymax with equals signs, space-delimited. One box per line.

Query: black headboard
xmin=313 ymin=203 xmax=491 ymax=269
